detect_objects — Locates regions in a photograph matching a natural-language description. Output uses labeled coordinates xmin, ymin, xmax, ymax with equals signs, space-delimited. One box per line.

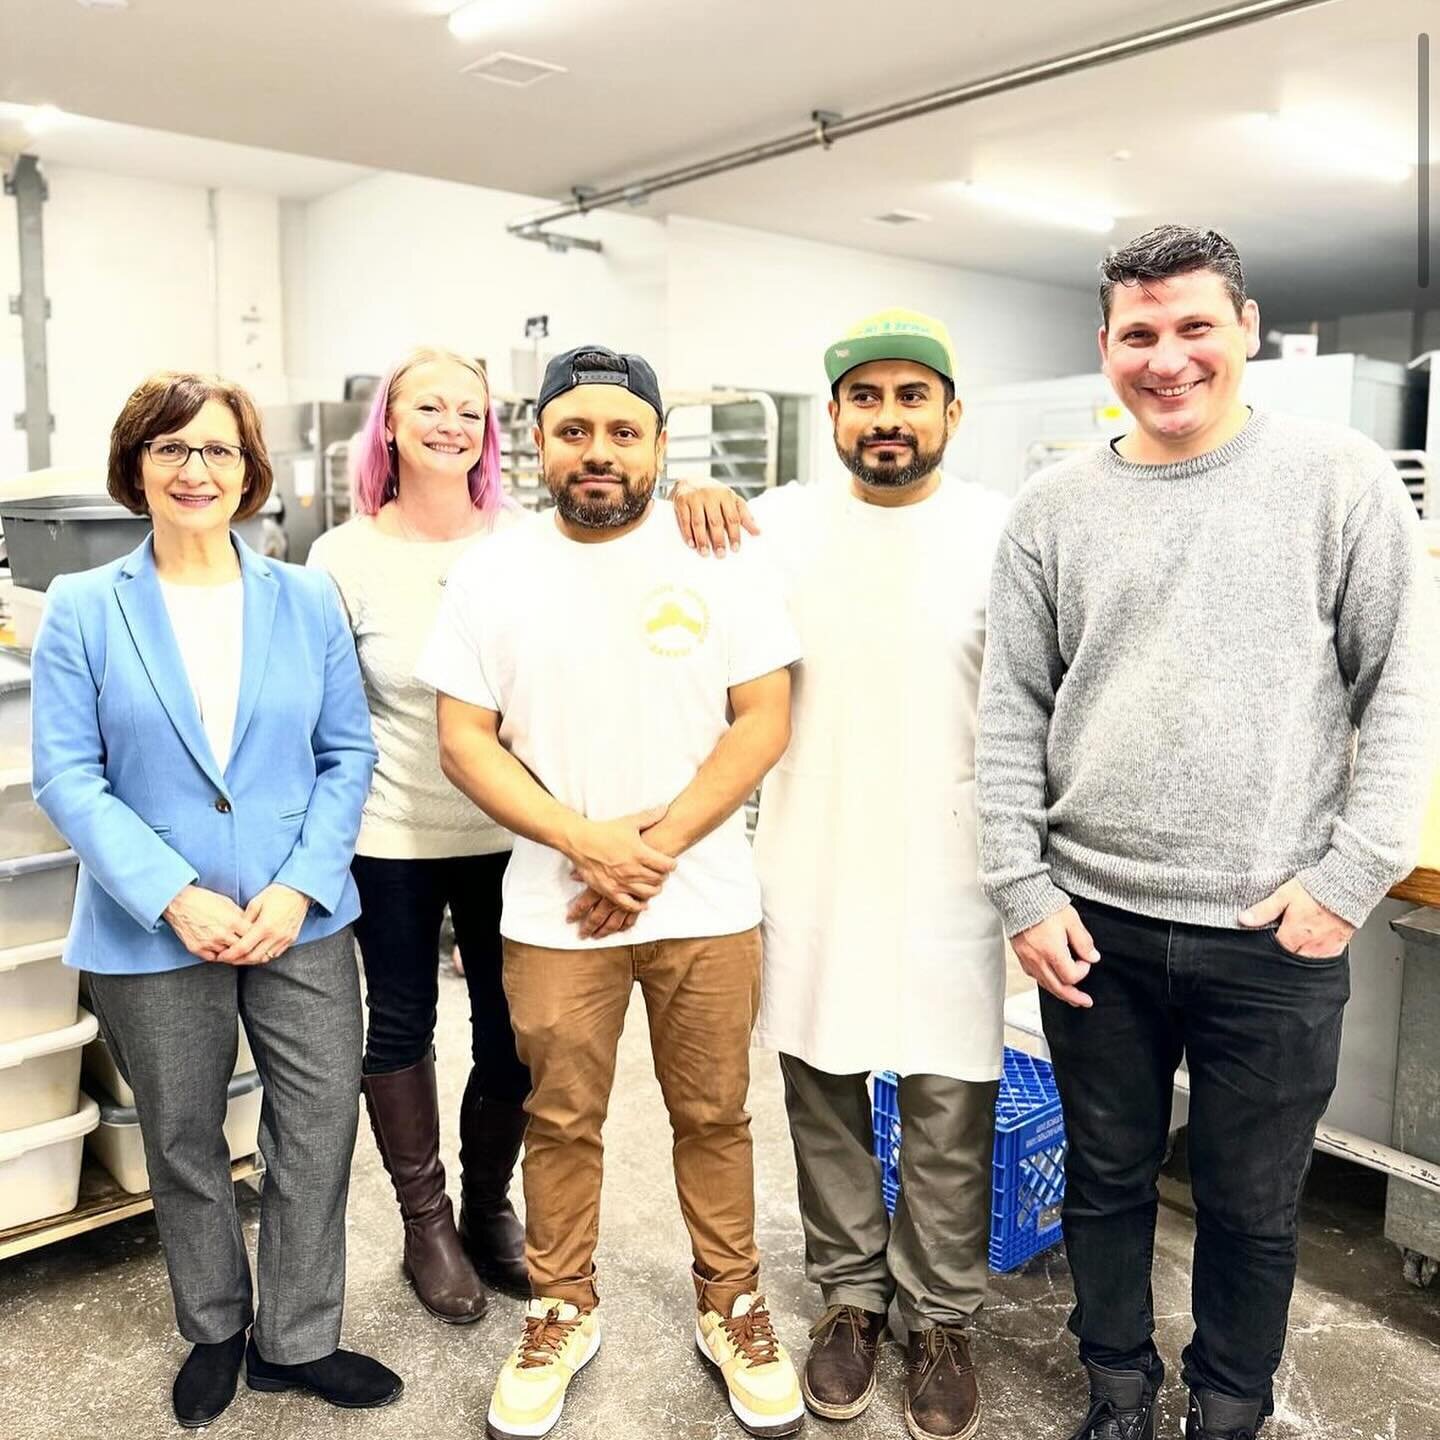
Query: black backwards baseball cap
xmin=536 ymin=345 xmax=665 ymax=424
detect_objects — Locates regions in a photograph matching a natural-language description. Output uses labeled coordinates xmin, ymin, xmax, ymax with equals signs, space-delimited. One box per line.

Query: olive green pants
xmin=779 ymin=1054 xmax=997 ymax=1333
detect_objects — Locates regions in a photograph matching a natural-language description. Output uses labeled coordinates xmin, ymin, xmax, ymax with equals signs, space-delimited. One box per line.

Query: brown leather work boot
xmin=801 ymin=1303 xmax=885 ymax=1419
xmin=904 ymin=1325 xmax=981 ymax=1440
xmin=458 ymin=1085 xmax=530 ymax=1299
xmin=362 ymin=1054 xmax=487 ymax=1324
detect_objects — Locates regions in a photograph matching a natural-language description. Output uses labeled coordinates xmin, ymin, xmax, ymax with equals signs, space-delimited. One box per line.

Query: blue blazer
xmin=30 ymin=533 xmax=378 ymax=975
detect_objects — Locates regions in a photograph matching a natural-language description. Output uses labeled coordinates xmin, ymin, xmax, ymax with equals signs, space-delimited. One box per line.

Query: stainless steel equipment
xmin=952 ymin=353 xmax=1428 ymax=499
xmin=260 ymin=401 xmax=369 ymax=564
xmin=1387 ymin=908 xmax=1440 ymax=1287
xmin=0 ymin=493 xmax=279 ymax=592
xmin=663 ymin=389 xmax=781 ymax=500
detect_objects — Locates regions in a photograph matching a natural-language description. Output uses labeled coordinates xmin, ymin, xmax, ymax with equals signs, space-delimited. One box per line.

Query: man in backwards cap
xmin=418 ymin=345 xmax=805 ymax=1440
xmin=672 ymin=311 xmax=1010 ymax=1440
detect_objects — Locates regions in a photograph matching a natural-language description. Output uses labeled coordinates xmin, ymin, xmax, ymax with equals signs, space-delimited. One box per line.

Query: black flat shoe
xmin=173 ymin=1328 xmax=247 ymax=1428
xmin=244 ymin=1338 xmax=403 ymax=1409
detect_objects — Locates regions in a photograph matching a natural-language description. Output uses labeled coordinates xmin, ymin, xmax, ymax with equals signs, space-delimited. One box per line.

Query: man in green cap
xmin=671 ymin=309 xmax=1009 ymax=1440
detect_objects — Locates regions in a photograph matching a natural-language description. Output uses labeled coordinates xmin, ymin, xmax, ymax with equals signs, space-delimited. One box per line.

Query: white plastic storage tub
xmin=0 ymin=1007 xmax=98 ymax=1133
xmin=0 ymin=766 xmax=66 ymax=861
xmin=83 ymin=1021 xmax=254 ymax=1109
xmin=0 ymin=650 xmax=30 ymax=768
xmin=6 ymin=583 xmax=46 ymax=652
xmin=88 ymin=1070 xmax=263 ymax=1194
xmin=0 ymin=850 xmax=79 ymax=947
xmin=0 ymin=1094 xmax=99 ymax=1230
xmin=0 ymin=938 xmax=78 ymax=1043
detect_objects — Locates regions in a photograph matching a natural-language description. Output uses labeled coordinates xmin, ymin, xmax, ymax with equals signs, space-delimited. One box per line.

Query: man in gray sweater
xmin=976 ymin=225 xmax=1437 ymax=1440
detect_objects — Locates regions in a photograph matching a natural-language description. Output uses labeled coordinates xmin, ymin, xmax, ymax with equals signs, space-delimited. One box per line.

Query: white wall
xmin=286 ymin=190 xmax=1097 ymax=485
xmin=666 ymin=216 xmax=1097 ymax=392
xmin=664 ymin=217 xmax=1099 ymax=482
xmin=214 ymin=189 xmax=286 ymax=405
xmin=0 ymin=162 xmax=287 ymax=477
xmin=286 ymin=171 xmax=669 ymax=400
xmin=2 ymin=158 xmax=1099 ymax=488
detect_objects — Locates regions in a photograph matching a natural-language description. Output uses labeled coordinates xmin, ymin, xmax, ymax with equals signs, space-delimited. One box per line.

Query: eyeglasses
xmin=143 ymin=440 xmax=246 ymax=471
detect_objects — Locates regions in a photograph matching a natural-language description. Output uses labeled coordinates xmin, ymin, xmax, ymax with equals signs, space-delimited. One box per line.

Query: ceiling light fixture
xmin=956 ymin=182 xmax=1115 ymax=234
xmin=75 ymin=0 xmax=130 ymax=9
xmin=22 ymin=105 xmax=66 ymax=136
xmin=1248 ymin=111 xmax=1411 ymax=184
xmin=448 ymin=2 xmax=539 ymax=41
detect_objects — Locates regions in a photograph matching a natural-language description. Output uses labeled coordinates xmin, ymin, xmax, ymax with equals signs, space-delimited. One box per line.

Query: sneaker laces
xmin=723 ymin=1295 xmax=781 ymax=1368
xmin=1065 ymin=1395 xmax=1149 ymax=1440
xmin=517 ymin=1305 xmax=582 ymax=1370
xmin=807 ymin=1304 xmax=876 ymax=1351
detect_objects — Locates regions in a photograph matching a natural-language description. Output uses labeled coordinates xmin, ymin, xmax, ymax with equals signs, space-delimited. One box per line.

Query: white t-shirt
xmin=747 ymin=476 xmax=1011 ymax=1082
xmin=158 ymin=577 xmax=244 ymax=774
xmin=416 ymin=500 xmax=802 ymax=949
xmin=308 ymin=510 xmax=527 ymax=859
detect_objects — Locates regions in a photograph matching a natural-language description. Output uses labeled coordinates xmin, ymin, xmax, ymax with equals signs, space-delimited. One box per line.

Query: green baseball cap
xmin=824 ymin=308 xmax=957 ymax=387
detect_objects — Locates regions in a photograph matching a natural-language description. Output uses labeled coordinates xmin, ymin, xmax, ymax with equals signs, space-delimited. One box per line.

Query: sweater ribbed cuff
xmin=1298 ymin=848 xmax=1394 ymax=930
xmin=988 ymin=872 xmax=1072 ymax=939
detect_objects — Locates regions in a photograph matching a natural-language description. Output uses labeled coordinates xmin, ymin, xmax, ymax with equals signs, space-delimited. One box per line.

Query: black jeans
xmin=351 ymin=852 xmax=529 ymax=1104
xmin=1039 ymin=896 xmax=1348 ymax=1410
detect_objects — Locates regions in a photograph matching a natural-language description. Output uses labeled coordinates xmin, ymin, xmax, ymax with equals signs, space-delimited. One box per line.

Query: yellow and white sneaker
xmin=486 ymin=1298 xmax=601 ymax=1440
xmin=696 ymin=1292 xmax=805 ymax=1437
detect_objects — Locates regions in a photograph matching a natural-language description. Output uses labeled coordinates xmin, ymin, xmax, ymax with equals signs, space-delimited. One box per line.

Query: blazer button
xmin=214 ymin=797 xmax=232 ymax=814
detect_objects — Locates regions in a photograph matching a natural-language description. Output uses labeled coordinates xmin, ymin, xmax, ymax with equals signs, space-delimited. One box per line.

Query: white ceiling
xmin=0 ymin=103 xmax=373 ymax=197
xmin=1 ymin=0 xmax=1434 ymax=318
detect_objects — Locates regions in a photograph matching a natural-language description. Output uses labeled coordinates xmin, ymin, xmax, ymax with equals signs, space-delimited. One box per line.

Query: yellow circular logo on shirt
xmin=643 ymin=585 xmax=710 ymax=657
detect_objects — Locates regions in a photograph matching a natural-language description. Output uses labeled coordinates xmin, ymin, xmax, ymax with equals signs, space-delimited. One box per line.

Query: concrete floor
xmin=2 ymin=962 xmax=1438 ymax=1440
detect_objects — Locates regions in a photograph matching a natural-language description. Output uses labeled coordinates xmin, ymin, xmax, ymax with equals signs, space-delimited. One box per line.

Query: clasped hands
xmin=163 ymin=882 xmax=312 ymax=966
xmin=563 ymin=804 xmax=679 ymax=940
xmin=1013 ymin=877 xmax=1354 ymax=1010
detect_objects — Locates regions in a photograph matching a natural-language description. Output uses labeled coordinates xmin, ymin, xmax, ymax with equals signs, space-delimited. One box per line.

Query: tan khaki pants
xmin=502 ymin=928 xmax=762 ymax=1314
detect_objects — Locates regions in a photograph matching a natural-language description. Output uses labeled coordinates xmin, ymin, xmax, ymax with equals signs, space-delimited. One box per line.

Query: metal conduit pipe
xmin=508 ymin=0 xmax=1339 ymax=241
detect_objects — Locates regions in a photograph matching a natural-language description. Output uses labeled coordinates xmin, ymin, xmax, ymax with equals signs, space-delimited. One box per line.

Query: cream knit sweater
xmin=308 ymin=510 xmax=525 ymax=859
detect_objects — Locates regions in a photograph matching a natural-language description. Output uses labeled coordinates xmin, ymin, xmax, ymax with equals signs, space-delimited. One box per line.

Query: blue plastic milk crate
xmin=872 ymin=1047 xmax=1067 ymax=1273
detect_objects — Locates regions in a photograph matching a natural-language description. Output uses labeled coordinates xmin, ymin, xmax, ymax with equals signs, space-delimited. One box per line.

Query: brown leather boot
xmin=801 ymin=1303 xmax=885 ymax=1419
xmin=457 ymin=1082 xmax=530 ymax=1299
xmin=904 ymin=1325 xmax=981 ymax=1440
xmin=362 ymin=1055 xmax=487 ymax=1324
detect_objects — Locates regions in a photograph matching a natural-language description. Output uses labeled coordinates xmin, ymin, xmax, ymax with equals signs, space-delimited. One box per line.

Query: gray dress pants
xmin=779 ymin=1053 xmax=998 ymax=1334
xmin=86 ymin=928 xmax=362 ymax=1364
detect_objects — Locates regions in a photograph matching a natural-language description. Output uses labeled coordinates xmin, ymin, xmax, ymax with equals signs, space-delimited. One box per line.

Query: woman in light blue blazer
xmin=30 ymin=372 xmax=400 ymax=1428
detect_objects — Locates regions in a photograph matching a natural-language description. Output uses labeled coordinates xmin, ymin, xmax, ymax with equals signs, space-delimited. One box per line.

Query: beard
xmin=836 ymin=428 xmax=948 ymax=488
xmin=548 ymin=464 xmax=656 ymax=529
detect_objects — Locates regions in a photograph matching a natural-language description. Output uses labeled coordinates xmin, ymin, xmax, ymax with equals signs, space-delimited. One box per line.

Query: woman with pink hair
xmin=309 ymin=347 xmax=529 ymax=1324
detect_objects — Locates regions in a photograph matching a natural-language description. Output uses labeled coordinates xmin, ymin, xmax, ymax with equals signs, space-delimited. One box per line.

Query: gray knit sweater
xmin=976 ymin=408 xmax=1438 ymax=935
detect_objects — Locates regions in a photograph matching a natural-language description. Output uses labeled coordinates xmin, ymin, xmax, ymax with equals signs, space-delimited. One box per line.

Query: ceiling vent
xmin=868 ymin=209 xmax=930 ymax=226
xmin=461 ymin=52 xmax=568 ymax=88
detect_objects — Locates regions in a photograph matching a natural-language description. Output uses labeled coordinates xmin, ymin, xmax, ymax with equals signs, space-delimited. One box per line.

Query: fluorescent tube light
xmin=956 ymin=182 xmax=1115 ymax=234
xmin=1248 ymin=111 xmax=1410 ymax=184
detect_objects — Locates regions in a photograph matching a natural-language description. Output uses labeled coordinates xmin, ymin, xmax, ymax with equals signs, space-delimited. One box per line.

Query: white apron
xmin=751 ymin=477 xmax=1009 ymax=1081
